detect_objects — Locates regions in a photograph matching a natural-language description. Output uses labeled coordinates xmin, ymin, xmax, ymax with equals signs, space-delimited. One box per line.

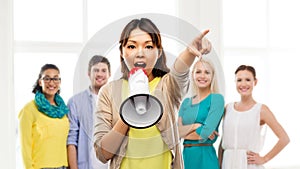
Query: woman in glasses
xmin=18 ymin=64 xmax=69 ymax=169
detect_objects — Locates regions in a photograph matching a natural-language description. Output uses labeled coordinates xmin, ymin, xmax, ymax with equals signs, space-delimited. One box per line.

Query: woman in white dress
xmin=219 ymin=65 xmax=290 ymax=169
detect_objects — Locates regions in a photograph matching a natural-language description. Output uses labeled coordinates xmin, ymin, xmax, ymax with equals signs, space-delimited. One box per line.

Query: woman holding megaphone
xmin=93 ymin=18 xmax=211 ymax=169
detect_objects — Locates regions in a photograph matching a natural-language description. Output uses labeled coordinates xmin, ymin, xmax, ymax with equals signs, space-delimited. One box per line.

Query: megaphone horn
xmin=119 ymin=68 xmax=163 ymax=129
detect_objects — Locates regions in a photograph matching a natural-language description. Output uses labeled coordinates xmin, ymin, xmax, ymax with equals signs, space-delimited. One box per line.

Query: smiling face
xmin=121 ymin=28 xmax=160 ymax=81
xmin=89 ymin=62 xmax=110 ymax=91
xmin=192 ymin=61 xmax=213 ymax=90
xmin=235 ymin=69 xmax=257 ymax=97
xmin=39 ymin=68 xmax=61 ymax=100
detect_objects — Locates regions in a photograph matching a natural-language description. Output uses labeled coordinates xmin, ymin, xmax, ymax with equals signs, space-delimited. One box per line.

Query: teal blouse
xmin=179 ymin=93 xmax=224 ymax=144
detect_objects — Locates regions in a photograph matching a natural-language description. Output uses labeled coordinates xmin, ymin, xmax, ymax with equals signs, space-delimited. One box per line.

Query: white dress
xmin=222 ymin=103 xmax=266 ymax=169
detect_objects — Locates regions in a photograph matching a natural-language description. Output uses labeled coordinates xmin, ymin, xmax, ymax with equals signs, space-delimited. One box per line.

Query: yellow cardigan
xmin=18 ymin=100 xmax=69 ymax=169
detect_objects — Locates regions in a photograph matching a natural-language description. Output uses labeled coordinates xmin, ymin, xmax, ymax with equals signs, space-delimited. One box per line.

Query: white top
xmin=128 ymin=68 xmax=149 ymax=97
xmin=222 ymin=102 xmax=266 ymax=169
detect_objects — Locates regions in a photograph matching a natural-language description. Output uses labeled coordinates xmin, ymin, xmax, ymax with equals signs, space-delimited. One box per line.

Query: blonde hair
xmin=190 ymin=57 xmax=221 ymax=95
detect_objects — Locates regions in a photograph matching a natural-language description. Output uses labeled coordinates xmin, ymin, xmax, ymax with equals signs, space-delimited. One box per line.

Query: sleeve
xmin=18 ymin=104 xmax=35 ymax=169
xmin=170 ymin=65 xmax=190 ymax=98
xmin=93 ymin=83 xmax=113 ymax=163
xmin=67 ymin=97 xmax=79 ymax=146
xmin=178 ymin=98 xmax=189 ymax=118
xmin=195 ymin=94 xmax=225 ymax=142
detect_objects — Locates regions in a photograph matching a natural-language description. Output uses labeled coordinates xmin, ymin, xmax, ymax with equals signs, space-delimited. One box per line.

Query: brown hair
xmin=235 ymin=65 xmax=256 ymax=80
xmin=88 ymin=55 xmax=111 ymax=73
xmin=118 ymin=18 xmax=169 ymax=80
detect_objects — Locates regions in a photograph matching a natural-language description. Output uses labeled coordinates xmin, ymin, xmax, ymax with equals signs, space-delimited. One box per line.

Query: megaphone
xmin=120 ymin=68 xmax=163 ymax=129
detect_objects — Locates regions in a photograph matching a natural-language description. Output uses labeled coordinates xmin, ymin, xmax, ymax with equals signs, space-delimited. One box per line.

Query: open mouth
xmin=134 ymin=62 xmax=146 ymax=68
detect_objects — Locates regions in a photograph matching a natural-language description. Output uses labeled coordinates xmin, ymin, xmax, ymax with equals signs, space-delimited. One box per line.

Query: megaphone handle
xmin=130 ymin=95 xmax=150 ymax=115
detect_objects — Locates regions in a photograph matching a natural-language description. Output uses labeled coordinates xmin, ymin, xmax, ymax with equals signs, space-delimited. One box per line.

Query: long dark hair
xmin=119 ymin=18 xmax=170 ymax=80
xmin=32 ymin=64 xmax=60 ymax=94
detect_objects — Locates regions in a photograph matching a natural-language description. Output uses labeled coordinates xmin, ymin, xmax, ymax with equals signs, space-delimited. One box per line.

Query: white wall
xmin=178 ymin=0 xmax=223 ymax=60
xmin=0 ymin=0 xmax=15 ymax=167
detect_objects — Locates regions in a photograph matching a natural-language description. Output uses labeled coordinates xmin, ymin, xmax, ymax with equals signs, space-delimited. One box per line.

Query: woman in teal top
xmin=178 ymin=57 xmax=225 ymax=169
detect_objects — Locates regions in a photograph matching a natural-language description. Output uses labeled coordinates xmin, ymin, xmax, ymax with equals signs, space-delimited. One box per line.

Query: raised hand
xmin=188 ymin=29 xmax=212 ymax=58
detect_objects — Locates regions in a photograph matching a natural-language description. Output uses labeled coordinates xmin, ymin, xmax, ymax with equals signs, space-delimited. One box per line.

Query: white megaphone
xmin=119 ymin=68 xmax=163 ymax=129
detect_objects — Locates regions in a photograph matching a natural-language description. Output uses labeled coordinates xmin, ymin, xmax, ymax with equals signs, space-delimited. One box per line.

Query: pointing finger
xmin=198 ymin=29 xmax=210 ymax=40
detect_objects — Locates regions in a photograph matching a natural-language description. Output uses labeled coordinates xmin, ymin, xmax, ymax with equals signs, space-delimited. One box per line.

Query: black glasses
xmin=41 ymin=77 xmax=61 ymax=83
